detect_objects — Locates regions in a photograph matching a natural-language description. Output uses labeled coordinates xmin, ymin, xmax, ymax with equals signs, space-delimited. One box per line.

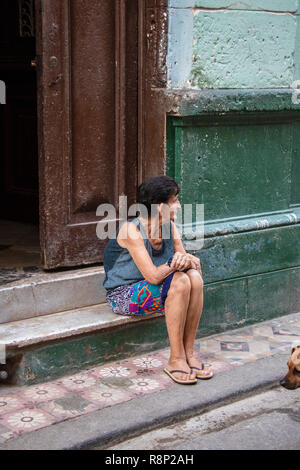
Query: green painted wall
xmin=170 ymin=113 xmax=300 ymax=220
xmin=166 ymin=106 xmax=300 ymax=331
xmin=166 ymin=1 xmax=300 ymax=330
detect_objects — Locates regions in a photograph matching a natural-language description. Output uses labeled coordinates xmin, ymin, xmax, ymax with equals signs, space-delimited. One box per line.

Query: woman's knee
xmin=186 ymin=269 xmax=204 ymax=289
xmin=170 ymin=272 xmax=191 ymax=295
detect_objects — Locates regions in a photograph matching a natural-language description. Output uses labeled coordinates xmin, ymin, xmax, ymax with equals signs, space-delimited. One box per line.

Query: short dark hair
xmin=137 ymin=175 xmax=180 ymax=213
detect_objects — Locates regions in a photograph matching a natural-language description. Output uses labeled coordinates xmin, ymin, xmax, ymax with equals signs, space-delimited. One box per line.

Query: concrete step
xmin=0 ymin=303 xmax=162 ymax=350
xmin=0 ymin=266 xmax=107 ymax=324
xmin=0 ymin=302 xmax=166 ymax=386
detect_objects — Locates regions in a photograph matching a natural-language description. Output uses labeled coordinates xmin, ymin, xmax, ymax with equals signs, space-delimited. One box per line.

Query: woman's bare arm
xmin=117 ymin=222 xmax=174 ymax=285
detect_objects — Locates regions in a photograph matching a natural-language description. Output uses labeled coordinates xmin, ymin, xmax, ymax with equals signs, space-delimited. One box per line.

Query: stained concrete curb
xmin=0 ymin=350 xmax=289 ymax=450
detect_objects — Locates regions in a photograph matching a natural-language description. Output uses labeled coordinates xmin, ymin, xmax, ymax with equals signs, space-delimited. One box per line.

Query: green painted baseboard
xmin=201 ymin=265 xmax=300 ymax=336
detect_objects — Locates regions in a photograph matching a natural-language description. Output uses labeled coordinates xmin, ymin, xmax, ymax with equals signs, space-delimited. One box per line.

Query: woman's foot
xmin=165 ymin=358 xmax=197 ymax=383
xmin=186 ymin=355 xmax=214 ymax=379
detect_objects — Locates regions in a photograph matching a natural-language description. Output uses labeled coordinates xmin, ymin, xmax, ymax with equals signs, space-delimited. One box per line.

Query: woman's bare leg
xmin=164 ymin=272 xmax=196 ymax=382
xmin=183 ymin=269 xmax=212 ymax=376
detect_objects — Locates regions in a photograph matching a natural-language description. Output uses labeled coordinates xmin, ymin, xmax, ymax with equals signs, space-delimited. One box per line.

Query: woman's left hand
xmin=171 ymin=252 xmax=193 ymax=271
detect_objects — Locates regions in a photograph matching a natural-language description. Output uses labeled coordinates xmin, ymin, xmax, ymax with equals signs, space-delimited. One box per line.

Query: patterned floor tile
xmin=130 ymin=355 xmax=165 ymax=370
xmin=21 ymin=383 xmax=67 ymax=404
xmin=90 ymin=354 xmax=168 ymax=383
xmin=39 ymin=393 xmax=99 ymax=420
xmin=205 ymin=359 xmax=233 ymax=374
xmin=268 ymin=341 xmax=293 ymax=351
xmin=199 ymin=337 xmax=273 ymax=364
xmin=57 ymin=372 xmax=97 ymax=392
xmin=1 ymin=408 xmax=56 ymax=434
xmin=90 ymin=363 xmax=136 ymax=380
xmin=210 ymin=334 xmax=251 ymax=343
xmin=272 ymin=326 xmax=300 ymax=337
xmin=0 ymin=394 xmax=26 ymax=416
xmin=189 ymin=351 xmax=234 ymax=374
xmin=127 ymin=376 xmax=171 ymax=396
xmin=79 ymin=384 xmax=133 ymax=408
xmin=124 ymin=355 xmax=166 ymax=378
xmin=224 ymin=327 xmax=255 ymax=337
xmin=253 ymin=326 xmax=300 ymax=343
xmin=220 ymin=341 xmax=250 ymax=352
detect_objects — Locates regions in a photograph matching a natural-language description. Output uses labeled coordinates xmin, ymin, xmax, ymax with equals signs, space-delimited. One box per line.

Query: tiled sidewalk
xmin=0 ymin=312 xmax=300 ymax=445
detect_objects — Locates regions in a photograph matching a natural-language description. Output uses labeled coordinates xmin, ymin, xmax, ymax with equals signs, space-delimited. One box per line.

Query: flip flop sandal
xmin=163 ymin=368 xmax=197 ymax=385
xmin=190 ymin=364 xmax=214 ymax=380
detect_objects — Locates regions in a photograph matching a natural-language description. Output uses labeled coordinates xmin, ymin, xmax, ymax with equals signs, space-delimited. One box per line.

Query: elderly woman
xmin=103 ymin=175 xmax=213 ymax=385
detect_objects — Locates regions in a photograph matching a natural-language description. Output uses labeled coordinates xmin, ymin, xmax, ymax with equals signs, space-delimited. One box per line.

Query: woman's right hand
xmin=170 ymin=252 xmax=195 ymax=271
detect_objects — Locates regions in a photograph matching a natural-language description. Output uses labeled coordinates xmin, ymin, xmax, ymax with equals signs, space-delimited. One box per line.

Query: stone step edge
xmin=0 ymin=303 xmax=163 ymax=350
xmin=0 ymin=265 xmax=105 ymax=291
xmin=0 ymin=266 xmax=108 ymax=325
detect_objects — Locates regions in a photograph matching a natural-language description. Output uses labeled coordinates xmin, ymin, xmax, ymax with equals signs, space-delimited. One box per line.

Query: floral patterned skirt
xmin=106 ymin=272 xmax=176 ymax=316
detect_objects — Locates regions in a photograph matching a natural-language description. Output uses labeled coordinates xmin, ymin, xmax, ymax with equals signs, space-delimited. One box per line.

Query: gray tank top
xmin=103 ymin=217 xmax=174 ymax=293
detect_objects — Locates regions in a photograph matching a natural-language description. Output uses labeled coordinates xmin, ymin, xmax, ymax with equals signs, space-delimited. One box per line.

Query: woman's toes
xmin=177 ymin=371 xmax=190 ymax=381
xmin=167 ymin=361 xmax=196 ymax=382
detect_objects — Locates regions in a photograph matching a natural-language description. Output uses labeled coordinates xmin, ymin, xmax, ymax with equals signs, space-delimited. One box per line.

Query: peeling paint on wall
xmin=167 ymin=1 xmax=298 ymax=89
xmin=169 ymin=1 xmax=298 ymax=13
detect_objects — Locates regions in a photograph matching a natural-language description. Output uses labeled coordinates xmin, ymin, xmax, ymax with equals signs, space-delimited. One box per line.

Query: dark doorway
xmin=0 ymin=0 xmax=39 ymax=224
xmin=0 ymin=0 xmax=40 ymax=273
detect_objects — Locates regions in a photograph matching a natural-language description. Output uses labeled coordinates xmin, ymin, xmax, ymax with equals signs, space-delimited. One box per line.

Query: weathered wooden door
xmin=36 ymin=0 xmax=139 ymax=268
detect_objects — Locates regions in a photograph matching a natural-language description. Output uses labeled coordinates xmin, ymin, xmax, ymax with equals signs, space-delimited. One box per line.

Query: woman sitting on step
xmin=103 ymin=175 xmax=213 ymax=385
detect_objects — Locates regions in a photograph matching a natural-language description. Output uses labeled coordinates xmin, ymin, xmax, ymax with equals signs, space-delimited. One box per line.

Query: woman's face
xmin=160 ymin=193 xmax=181 ymax=223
